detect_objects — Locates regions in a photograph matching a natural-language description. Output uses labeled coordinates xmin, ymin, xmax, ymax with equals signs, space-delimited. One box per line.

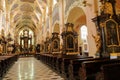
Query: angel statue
xmin=100 ymin=0 xmax=113 ymax=15
xmin=92 ymin=33 xmax=102 ymax=56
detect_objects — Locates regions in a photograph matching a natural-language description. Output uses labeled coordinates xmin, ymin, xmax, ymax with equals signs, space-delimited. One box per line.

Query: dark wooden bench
xmin=61 ymin=56 xmax=93 ymax=79
xmin=35 ymin=53 xmax=60 ymax=70
xmin=68 ymin=57 xmax=109 ymax=80
xmin=96 ymin=63 xmax=120 ymax=80
xmin=79 ymin=59 xmax=120 ymax=80
xmin=56 ymin=56 xmax=63 ymax=74
xmin=0 ymin=54 xmax=18 ymax=78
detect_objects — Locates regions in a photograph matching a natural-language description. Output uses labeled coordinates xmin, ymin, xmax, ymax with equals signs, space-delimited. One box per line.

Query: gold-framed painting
xmin=105 ymin=19 xmax=119 ymax=47
xmin=66 ymin=34 xmax=74 ymax=51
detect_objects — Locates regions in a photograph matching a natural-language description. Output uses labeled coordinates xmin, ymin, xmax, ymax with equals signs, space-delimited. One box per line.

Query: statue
xmin=0 ymin=44 xmax=3 ymax=54
xmin=92 ymin=33 xmax=102 ymax=55
xmin=1 ymin=29 xmax=4 ymax=37
xmin=48 ymin=44 xmax=51 ymax=52
xmin=100 ymin=0 xmax=113 ymax=15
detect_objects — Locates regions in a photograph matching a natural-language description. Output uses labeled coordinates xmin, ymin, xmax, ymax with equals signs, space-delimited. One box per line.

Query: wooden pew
xmin=61 ymin=56 xmax=93 ymax=79
xmin=68 ymin=57 xmax=109 ymax=80
xmin=79 ymin=59 xmax=120 ymax=80
xmin=35 ymin=53 xmax=59 ymax=70
xmin=0 ymin=54 xmax=18 ymax=78
xmin=56 ymin=56 xmax=62 ymax=74
xmin=96 ymin=63 xmax=120 ymax=80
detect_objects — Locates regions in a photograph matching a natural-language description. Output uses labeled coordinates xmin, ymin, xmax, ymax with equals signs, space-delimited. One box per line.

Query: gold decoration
xmin=92 ymin=33 xmax=101 ymax=53
xmin=0 ymin=44 xmax=3 ymax=53
xmin=104 ymin=2 xmax=113 ymax=15
xmin=100 ymin=1 xmax=113 ymax=15
xmin=100 ymin=22 xmax=105 ymax=28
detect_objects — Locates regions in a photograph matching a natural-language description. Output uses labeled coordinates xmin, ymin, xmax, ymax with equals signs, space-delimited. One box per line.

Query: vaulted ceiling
xmin=7 ymin=0 xmax=47 ymax=32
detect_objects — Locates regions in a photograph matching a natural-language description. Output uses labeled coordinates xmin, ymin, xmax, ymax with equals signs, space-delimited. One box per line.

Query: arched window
xmin=81 ymin=25 xmax=88 ymax=41
xmin=53 ymin=0 xmax=57 ymax=6
xmin=80 ymin=25 xmax=88 ymax=52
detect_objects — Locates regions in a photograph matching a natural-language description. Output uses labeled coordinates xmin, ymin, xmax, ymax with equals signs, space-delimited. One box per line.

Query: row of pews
xmin=0 ymin=54 xmax=18 ymax=79
xmin=35 ymin=53 xmax=120 ymax=80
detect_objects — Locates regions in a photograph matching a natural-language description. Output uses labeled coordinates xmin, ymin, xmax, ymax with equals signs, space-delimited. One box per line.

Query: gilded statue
xmin=92 ymin=33 xmax=101 ymax=53
xmin=0 ymin=44 xmax=3 ymax=53
xmin=100 ymin=1 xmax=113 ymax=15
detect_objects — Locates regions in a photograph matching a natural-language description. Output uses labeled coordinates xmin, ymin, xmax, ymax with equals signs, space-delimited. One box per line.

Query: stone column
xmin=48 ymin=0 xmax=53 ymax=38
xmin=59 ymin=0 xmax=65 ymax=52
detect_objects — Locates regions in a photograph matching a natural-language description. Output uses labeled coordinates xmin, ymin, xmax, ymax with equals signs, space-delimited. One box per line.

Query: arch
xmin=66 ymin=7 xmax=86 ymax=33
xmin=52 ymin=4 xmax=59 ymax=25
xmin=53 ymin=23 xmax=60 ymax=33
xmin=15 ymin=26 xmax=35 ymax=42
xmin=18 ymin=27 xmax=35 ymax=45
xmin=66 ymin=7 xmax=87 ymax=54
xmin=81 ymin=25 xmax=88 ymax=40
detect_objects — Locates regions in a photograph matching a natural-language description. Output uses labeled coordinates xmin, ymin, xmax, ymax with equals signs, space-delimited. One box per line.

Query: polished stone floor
xmin=3 ymin=57 xmax=64 ymax=80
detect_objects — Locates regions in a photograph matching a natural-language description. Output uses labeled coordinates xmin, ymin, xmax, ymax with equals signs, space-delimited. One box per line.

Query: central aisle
xmin=3 ymin=57 xmax=64 ymax=80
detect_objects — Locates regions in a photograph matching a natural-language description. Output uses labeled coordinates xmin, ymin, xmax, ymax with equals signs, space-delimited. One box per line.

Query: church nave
xmin=3 ymin=57 xmax=64 ymax=80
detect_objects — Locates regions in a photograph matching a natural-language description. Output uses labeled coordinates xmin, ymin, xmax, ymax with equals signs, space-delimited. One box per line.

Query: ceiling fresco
xmin=20 ymin=3 xmax=34 ymax=12
xmin=20 ymin=0 xmax=35 ymax=3
xmin=11 ymin=4 xmax=18 ymax=11
xmin=7 ymin=0 xmax=48 ymax=32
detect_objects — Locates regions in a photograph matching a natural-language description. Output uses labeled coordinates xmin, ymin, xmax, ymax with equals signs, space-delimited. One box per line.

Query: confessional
xmin=61 ymin=23 xmax=78 ymax=55
xmin=92 ymin=0 xmax=120 ymax=57
xmin=51 ymin=32 xmax=60 ymax=52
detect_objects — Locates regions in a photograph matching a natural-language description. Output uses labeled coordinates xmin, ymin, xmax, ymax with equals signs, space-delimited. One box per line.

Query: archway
xmin=18 ymin=28 xmax=35 ymax=53
xmin=67 ymin=7 xmax=86 ymax=31
xmin=66 ymin=7 xmax=87 ymax=55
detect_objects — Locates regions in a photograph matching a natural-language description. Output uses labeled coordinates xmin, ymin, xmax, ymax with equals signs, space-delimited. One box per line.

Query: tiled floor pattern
xmin=3 ymin=57 xmax=64 ymax=80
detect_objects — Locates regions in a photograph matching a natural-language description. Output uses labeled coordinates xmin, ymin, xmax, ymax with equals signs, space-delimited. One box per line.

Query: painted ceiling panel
xmin=38 ymin=0 xmax=47 ymax=4
xmin=14 ymin=13 xmax=21 ymax=23
xmin=20 ymin=0 xmax=35 ymax=3
xmin=36 ymin=6 xmax=41 ymax=13
xmin=8 ymin=0 xmax=47 ymax=32
xmin=11 ymin=4 xmax=19 ymax=11
xmin=22 ymin=15 xmax=31 ymax=19
xmin=8 ymin=0 xmax=14 ymax=4
xmin=42 ymin=0 xmax=47 ymax=3
xmin=20 ymin=3 xmax=34 ymax=12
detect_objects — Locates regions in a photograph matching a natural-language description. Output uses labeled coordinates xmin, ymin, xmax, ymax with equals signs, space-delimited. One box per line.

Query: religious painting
xmin=105 ymin=19 xmax=119 ymax=46
xmin=54 ymin=40 xmax=58 ymax=49
xmin=67 ymin=35 xmax=74 ymax=50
